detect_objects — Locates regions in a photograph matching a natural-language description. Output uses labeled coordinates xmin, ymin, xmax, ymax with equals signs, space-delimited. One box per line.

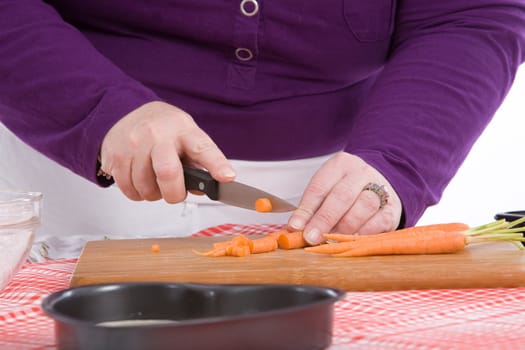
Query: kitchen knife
xmin=183 ymin=166 xmax=297 ymax=212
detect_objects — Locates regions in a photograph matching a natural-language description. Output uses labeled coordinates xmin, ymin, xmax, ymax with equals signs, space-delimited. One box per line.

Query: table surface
xmin=2 ymin=224 xmax=525 ymax=350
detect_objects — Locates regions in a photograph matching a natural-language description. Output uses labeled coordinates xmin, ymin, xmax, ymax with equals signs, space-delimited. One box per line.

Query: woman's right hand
xmin=99 ymin=101 xmax=236 ymax=203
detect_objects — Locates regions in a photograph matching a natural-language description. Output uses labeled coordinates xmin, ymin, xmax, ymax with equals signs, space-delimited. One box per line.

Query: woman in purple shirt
xmin=0 ymin=1 xmax=524 ymax=257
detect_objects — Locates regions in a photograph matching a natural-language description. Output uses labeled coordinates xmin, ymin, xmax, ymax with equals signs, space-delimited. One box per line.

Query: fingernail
xmin=304 ymin=228 xmax=321 ymax=245
xmin=289 ymin=217 xmax=305 ymax=230
xmin=220 ymin=167 xmax=236 ymax=178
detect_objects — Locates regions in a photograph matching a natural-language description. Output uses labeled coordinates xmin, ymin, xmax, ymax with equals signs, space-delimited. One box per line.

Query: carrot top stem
xmin=507 ymin=216 xmax=525 ymax=229
xmin=510 ymin=241 xmax=525 ymax=250
xmin=465 ymin=217 xmax=525 ymax=237
xmin=467 ymin=233 xmax=525 ymax=244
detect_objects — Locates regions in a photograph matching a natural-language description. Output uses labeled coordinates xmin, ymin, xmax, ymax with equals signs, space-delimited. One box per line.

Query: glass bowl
xmin=0 ymin=190 xmax=42 ymax=291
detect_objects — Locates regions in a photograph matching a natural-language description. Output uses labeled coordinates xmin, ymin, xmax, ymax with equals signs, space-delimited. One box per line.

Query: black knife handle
xmin=182 ymin=166 xmax=219 ymax=200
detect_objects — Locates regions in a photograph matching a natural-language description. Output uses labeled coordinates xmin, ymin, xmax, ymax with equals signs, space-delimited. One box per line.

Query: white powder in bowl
xmin=0 ymin=229 xmax=34 ymax=290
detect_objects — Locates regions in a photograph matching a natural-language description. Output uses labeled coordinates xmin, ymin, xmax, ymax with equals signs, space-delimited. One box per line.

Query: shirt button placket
xmin=228 ymin=0 xmax=261 ymax=90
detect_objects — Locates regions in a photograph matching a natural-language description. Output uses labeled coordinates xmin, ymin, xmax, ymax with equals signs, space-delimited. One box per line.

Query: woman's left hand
xmin=287 ymin=152 xmax=403 ymax=245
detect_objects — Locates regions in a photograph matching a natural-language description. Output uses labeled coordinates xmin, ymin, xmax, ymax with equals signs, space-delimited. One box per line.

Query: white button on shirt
xmin=235 ymin=47 xmax=254 ymax=61
xmin=240 ymin=0 xmax=259 ymax=16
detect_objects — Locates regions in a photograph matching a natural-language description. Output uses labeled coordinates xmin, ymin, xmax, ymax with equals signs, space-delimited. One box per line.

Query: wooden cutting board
xmin=70 ymin=236 xmax=525 ymax=291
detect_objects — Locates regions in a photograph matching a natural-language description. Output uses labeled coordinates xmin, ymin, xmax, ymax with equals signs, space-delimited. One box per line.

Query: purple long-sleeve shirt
xmin=0 ymin=1 xmax=524 ymax=226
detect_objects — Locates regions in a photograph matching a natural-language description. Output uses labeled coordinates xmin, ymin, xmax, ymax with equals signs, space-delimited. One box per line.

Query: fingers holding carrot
xmin=287 ymin=152 xmax=403 ymax=246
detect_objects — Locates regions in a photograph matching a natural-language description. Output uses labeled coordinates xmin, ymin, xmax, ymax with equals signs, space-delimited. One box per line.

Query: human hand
xmin=287 ymin=152 xmax=402 ymax=245
xmin=99 ymin=101 xmax=235 ymax=203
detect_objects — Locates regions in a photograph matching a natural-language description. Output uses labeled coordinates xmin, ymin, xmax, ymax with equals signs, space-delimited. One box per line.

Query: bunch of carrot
xmin=305 ymin=217 xmax=525 ymax=257
xmin=193 ymin=229 xmax=309 ymax=257
xmin=195 ymin=217 xmax=525 ymax=258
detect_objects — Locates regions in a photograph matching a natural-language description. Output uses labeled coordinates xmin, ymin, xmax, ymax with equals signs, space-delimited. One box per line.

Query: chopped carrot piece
xmin=231 ymin=234 xmax=251 ymax=246
xmin=193 ymin=246 xmax=228 ymax=257
xmin=229 ymin=245 xmax=251 ymax=257
xmin=151 ymin=244 xmax=160 ymax=253
xmin=213 ymin=240 xmax=234 ymax=249
xmin=266 ymin=229 xmax=287 ymax=239
xmin=255 ymin=197 xmax=273 ymax=212
xmin=250 ymin=236 xmax=278 ymax=254
xmin=277 ymin=231 xmax=308 ymax=250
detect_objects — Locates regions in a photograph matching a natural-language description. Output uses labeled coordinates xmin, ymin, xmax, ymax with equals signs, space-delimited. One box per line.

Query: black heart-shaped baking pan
xmin=42 ymin=282 xmax=345 ymax=350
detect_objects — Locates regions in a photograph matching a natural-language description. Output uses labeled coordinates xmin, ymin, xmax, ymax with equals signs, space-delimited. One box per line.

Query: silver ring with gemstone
xmin=362 ymin=182 xmax=389 ymax=209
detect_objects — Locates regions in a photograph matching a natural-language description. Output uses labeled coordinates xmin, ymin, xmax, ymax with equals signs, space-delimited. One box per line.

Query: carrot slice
xmin=250 ymin=236 xmax=278 ymax=254
xmin=229 ymin=245 xmax=251 ymax=257
xmin=255 ymin=197 xmax=273 ymax=212
xmin=277 ymin=231 xmax=308 ymax=250
xmin=213 ymin=240 xmax=233 ymax=249
xmin=231 ymin=234 xmax=251 ymax=246
xmin=266 ymin=229 xmax=287 ymax=239
xmin=151 ymin=244 xmax=160 ymax=253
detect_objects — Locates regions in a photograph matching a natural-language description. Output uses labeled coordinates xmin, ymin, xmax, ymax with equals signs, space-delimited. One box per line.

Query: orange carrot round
xmin=250 ymin=236 xmax=278 ymax=254
xmin=266 ymin=229 xmax=287 ymax=239
xmin=151 ymin=244 xmax=160 ymax=253
xmin=277 ymin=231 xmax=308 ymax=250
xmin=213 ymin=240 xmax=234 ymax=249
xmin=229 ymin=245 xmax=251 ymax=257
xmin=255 ymin=197 xmax=273 ymax=212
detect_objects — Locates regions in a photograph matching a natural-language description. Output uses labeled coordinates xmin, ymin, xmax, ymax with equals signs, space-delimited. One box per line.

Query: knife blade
xmin=183 ymin=166 xmax=297 ymax=212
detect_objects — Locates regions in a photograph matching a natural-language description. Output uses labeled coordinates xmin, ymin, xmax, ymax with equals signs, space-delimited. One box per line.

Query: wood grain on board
xmin=71 ymin=236 xmax=525 ymax=291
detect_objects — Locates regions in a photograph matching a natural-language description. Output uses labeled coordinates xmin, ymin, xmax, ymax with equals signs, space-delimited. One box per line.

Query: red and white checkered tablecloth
xmin=2 ymin=224 xmax=525 ymax=350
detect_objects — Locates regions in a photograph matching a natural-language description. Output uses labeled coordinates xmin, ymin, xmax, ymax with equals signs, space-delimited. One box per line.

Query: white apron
xmin=0 ymin=123 xmax=333 ymax=260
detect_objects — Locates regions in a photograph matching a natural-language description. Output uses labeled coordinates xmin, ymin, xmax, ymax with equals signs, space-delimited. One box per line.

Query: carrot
xmin=213 ymin=240 xmax=234 ymax=249
xmin=255 ymin=197 xmax=273 ymax=212
xmin=250 ymin=236 xmax=278 ymax=254
xmin=193 ymin=246 xmax=228 ymax=257
xmin=266 ymin=229 xmax=287 ymax=239
xmin=304 ymin=241 xmax=359 ymax=254
xmin=225 ymin=244 xmax=234 ymax=256
xmin=277 ymin=231 xmax=308 ymax=250
xmin=333 ymin=230 xmax=466 ymax=257
xmin=231 ymin=234 xmax=251 ymax=246
xmin=323 ymin=222 xmax=470 ymax=242
xmin=229 ymin=244 xmax=251 ymax=257
xmin=309 ymin=217 xmax=525 ymax=257
xmin=151 ymin=244 xmax=160 ymax=253
xmin=194 ymin=234 xmax=257 ymax=257
xmin=311 ymin=223 xmax=474 ymax=254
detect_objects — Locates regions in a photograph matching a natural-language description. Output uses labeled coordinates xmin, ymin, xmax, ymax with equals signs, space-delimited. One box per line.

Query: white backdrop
xmin=418 ymin=66 xmax=525 ymax=226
